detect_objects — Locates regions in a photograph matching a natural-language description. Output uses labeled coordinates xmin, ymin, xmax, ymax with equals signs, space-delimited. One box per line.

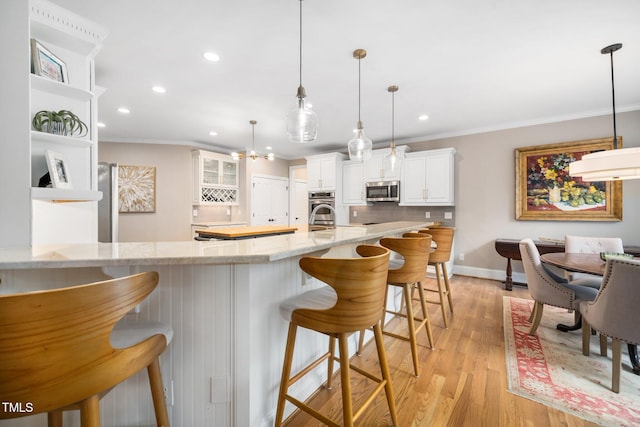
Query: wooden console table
xmin=495 ymin=238 xmax=640 ymax=291
xmin=494 ymin=239 xmax=564 ymax=290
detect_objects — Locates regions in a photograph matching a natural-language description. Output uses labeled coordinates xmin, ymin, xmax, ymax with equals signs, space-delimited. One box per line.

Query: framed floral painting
xmin=118 ymin=165 xmax=156 ymax=213
xmin=515 ymin=137 xmax=622 ymax=221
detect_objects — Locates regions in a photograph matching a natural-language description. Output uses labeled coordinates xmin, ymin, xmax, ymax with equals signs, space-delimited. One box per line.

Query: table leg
xmin=557 ymin=315 xmax=582 ymax=332
xmin=505 ymin=258 xmax=513 ymax=291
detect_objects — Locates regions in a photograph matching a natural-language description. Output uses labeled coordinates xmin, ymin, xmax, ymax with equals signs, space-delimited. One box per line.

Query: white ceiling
xmin=52 ymin=0 xmax=640 ymax=160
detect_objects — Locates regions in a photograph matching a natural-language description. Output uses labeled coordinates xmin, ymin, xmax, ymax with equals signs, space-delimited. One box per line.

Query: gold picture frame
xmin=515 ymin=137 xmax=622 ymax=221
xmin=118 ymin=165 xmax=156 ymax=213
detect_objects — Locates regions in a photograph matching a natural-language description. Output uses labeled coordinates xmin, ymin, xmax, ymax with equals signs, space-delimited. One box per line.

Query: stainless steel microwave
xmin=365 ymin=180 xmax=400 ymax=202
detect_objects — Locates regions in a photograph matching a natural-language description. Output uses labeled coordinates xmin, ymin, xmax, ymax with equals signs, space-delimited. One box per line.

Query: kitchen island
xmin=0 ymin=221 xmax=429 ymax=427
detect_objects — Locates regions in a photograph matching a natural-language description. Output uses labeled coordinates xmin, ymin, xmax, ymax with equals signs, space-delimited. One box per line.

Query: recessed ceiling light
xmin=97 ymin=122 xmax=106 ymax=128
xmin=266 ymin=146 xmax=272 ymax=150
xmin=118 ymin=107 xmax=130 ymax=114
xmin=418 ymin=114 xmax=429 ymax=121
xmin=203 ymin=51 xmax=220 ymax=62
xmin=209 ymin=131 xmax=218 ymax=136
xmin=152 ymin=86 xmax=166 ymax=93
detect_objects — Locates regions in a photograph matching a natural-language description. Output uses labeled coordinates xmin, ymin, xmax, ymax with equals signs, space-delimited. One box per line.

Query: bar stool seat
xmin=419 ymin=227 xmax=455 ymax=328
xmin=275 ymin=245 xmax=398 ymax=427
xmin=0 ymin=271 xmax=171 ymax=427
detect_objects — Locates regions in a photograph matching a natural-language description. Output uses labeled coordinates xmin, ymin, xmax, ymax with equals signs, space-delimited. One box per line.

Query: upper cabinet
xmin=306 ymin=152 xmax=345 ymax=192
xmin=192 ymin=150 xmax=239 ymax=205
xmin=342 ymin=160 xmax=366 ymax=205
xmin=400 ymin=148 xmax=455 ymax=206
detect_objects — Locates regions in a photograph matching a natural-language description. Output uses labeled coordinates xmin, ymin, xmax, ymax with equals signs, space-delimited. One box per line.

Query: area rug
xmin=503 ymin=296 xmax=640 ymax=426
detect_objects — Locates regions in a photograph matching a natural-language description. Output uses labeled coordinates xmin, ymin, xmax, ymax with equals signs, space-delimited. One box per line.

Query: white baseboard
xmin=451 ymin=264 xmax=527 ymax=286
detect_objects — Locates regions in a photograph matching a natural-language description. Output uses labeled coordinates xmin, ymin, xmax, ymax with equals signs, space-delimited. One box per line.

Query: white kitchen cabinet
xmin=364 ymin=146 xmax=409 ymax=182
xmin=0 ymin=0 xmax=108 ymax=246
xmin=306 ymin=153 xmax=344 ymax=191
xmin=192 ymin=150 xmax=239 ymax=205
xmin=342 ymin=160 xmax=366 ymax=205
xmin=400 ymin=148 xmax=455 ymax=206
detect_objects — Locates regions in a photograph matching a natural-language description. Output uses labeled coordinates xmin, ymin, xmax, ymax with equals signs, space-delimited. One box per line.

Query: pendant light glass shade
xmin=348 ymin=49 xmax=372 ymax=162
xmin=348 ymin=121 xmax=372 ymax=162
xmin=286 ymin=0 xmax=318 ymax=143
xmin=570 ymin=43 xmax=640 ymax=181
xmin=383 ymin=85 xmax=402 ymax=176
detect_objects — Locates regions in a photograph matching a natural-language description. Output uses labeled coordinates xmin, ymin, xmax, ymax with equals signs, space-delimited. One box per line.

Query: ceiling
xmin=52 ymin=0 xmax=640 ymax=160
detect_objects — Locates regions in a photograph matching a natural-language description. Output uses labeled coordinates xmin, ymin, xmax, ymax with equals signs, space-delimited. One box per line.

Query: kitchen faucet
xmin=309 ymin=203 xmax=336 ymax=225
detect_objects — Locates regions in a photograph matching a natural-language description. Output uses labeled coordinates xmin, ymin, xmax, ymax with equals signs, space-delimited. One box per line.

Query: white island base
xmin=0 ymin=222 xmax=429 ymax=427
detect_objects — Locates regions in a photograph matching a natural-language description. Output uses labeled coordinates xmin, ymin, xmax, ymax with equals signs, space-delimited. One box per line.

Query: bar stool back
xmin=419 ymin=227 xmax=455 ymax=328
xmin=275 ymin=245 xmax=398 ymax=427
xmin=0 ymin=272 xmax=171 ymax=427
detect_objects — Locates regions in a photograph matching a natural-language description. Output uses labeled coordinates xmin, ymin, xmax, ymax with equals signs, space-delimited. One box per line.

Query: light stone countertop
xmin=0 ymin=221 xmax=431 ymax=269
xmin=191 ymin=221 xmax=248 ymax=227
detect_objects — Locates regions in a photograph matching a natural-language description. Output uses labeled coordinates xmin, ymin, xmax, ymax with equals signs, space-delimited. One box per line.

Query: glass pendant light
xmin=570 ymin=43 xmax=640 ymax=181
xmin=383 ymin=85 xmax=402 ymax=176
xmin=347 ymin=49 xmax=372 ymax=162
xmin=232 ymin=120 xmax=274 ymax=161
xmin=286 ymin=0 xmax=318 ymax=143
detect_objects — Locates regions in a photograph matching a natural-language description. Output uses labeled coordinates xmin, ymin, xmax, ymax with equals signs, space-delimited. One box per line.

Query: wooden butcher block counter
xmin=195 ymin=225 xmax=297 ymax=240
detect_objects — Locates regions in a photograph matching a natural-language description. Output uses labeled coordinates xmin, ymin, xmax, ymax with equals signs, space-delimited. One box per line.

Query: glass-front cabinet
xmin=192 ymin=150 xmax=239 ymax=205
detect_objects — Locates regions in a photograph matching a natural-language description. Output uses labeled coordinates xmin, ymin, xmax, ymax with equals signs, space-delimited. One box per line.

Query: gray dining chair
xmin=519 ymin=238 xmax=599 ymax=335
xmin=580 ymin=258 xmax=640 ymax=393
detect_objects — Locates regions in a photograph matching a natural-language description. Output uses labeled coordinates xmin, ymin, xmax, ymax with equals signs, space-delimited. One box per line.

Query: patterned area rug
xmin=503 ymin=296 xmax=640 ymax=426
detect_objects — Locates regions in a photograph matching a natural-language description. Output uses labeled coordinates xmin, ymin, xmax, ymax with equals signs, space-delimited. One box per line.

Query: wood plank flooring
xmin=282 ymin=275 xmax=600 ymax=426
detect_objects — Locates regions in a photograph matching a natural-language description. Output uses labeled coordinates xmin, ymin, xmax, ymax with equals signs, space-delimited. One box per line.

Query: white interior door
xmin=251 ymin=175 xmax=289 ymax=226
xmin=291 ymin=179 xmax=308 ymax=226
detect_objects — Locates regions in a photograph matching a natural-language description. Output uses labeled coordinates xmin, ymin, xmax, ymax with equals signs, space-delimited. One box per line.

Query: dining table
xmin=541 ymin=252 xmax=640 ymax=374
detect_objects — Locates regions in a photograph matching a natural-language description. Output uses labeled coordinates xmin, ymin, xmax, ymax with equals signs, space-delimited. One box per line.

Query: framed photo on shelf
xmin=515 ymin=137 xmax=622 ymax=221
xmin=30 ymin=39 xmax=68 ymax=83
xmin=45 ymin=150 xmax=73 ymax=189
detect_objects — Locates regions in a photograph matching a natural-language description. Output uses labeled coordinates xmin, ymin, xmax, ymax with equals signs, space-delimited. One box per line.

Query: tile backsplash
xmin=349 ymin=204 xmax=455 ymax=228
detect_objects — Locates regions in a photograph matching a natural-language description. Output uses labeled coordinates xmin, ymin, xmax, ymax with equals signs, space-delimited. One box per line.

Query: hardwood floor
xmin=282 ymin=275 xmax=600 ymax=427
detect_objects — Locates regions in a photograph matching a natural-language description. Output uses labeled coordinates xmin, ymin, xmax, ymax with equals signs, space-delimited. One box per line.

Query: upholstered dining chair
xmin=519 ymin=238 xmax=599 ymax=335
xmin=564 ymin=235 xmax=624 ymax=286
xmin=580 ymin=258 xmax=640 ymax=393
xmin=0 ymin=271 xmax=172 ymax=427
xmin=275 ymin=245 xmax=398 ymax=427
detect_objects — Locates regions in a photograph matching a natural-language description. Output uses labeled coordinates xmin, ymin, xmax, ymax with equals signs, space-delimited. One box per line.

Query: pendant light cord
xmin=391 ymin=89 xmax=395 ymax=147
xmin=608 ymin=49 xmax=618 ymax=149
xmin=358 ymin=56 xmax=362 ymax=125
xmin=298 ymin=0 xmax=303 ymax=89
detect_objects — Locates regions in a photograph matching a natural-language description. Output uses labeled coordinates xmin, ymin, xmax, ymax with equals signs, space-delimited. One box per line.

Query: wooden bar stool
xmin=0 ymin=272 xmax=172 ymax=427
xmin=274 ymin=245 xmax=398 ymax=427
xmin=419 ymin=227 xmax=455 ymax=328
xmin=361 ymin=233 xmax=434 ymax=377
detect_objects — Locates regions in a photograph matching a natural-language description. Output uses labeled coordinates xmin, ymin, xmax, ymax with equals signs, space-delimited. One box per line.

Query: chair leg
xmin=326 ymin=336 xmax=336 ymax=390
xmin=403 ymin=283 xmax=420 ymax=377
xmin=599 ymin=334 xmax=608 ymax=357
xmin=612 ymin=338 xmax=622 ymax=393
xmin=47 ymin=411 xmax=63 ymax=427
xmin=582 ymin=318 xmax=591 ymax=356
xmin=80 ymin=395 xmax=100 ymax=427
xmin=528 ymin=302 xmax=537 ymax=323
xmin=435 ymin=264 xmax=449 ymax=328
xmin=275 ymin=323 xmax=298 ymax=427
xmin=338 ymin=334 xmax=354 ymax=427
xmin=528 ymin=301 xmax=544 ymax=336
xmin=441 ymin=262 xmax=454 ymax=314
xmin=373 ymin=322 xmax=399 ymax=427
xmin=147 ymin=357 xmax=170 ymax=427
xmin=356 ymin=328 xmax=367 ymax=355
xmin=415 ymin=281 xmax=434 ymax=348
